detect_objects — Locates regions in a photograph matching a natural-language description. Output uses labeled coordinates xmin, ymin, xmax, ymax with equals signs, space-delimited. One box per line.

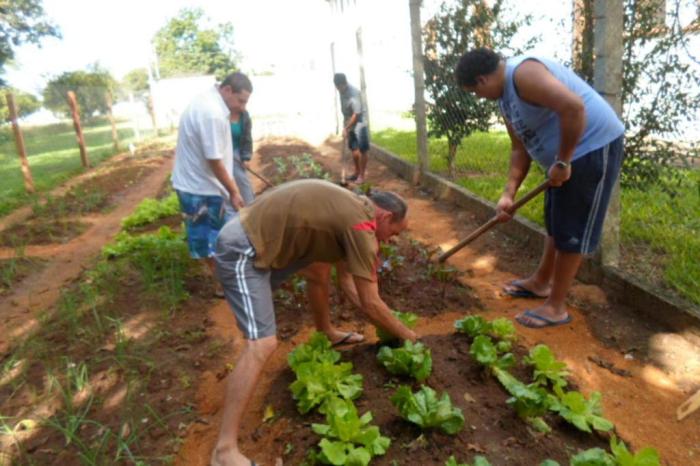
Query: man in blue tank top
xmin=455 ymin=48 xmax=624 ymax=329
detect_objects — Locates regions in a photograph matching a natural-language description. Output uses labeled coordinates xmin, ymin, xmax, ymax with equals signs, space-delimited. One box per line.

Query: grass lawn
xmin=0 ymin=118 xmax=159 ymax=216
xmin=373 ymin=128 xmax=700 ymax=306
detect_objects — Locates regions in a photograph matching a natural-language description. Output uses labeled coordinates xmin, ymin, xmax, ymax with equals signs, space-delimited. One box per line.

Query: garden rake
xmin=437 ymin=179 xmax=550 ymax=263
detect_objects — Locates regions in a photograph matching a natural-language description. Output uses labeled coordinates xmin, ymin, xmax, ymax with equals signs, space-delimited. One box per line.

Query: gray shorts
xmin=214 ymin=217 xmax=309 ymax=340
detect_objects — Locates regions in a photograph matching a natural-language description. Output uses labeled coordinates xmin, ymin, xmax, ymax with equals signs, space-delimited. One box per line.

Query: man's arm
xmin=353 ymin=276 xmax=417 ymax=341
xmin=208 ymin=159 xmax=244 ymax=210
xmin=514 ymin=60 xmax=585 ymax=185
xmin=335 ymin=262 xmax=362 ymax=308
xmin=496 ymin=121 xmax=532 ymax=222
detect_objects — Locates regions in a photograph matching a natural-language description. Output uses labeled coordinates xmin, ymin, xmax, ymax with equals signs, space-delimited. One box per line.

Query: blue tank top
xmin=230 ymin=120 xmax=242 ymax=150
xmin=499 ymin=56 xmax=624 ymax=168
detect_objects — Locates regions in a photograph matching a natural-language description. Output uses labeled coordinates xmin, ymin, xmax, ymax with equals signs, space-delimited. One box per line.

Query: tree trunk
xmin=447 ymin=142 xmax=457 ymax=179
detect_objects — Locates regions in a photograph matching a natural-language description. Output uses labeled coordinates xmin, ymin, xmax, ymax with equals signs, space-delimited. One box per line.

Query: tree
xmin=0 ymin=0 xmax=60 ymax=85
xmin=422 ymin=0 xmax=535 ymax=177
xmin=573 ymin=0 xmax=700 ymax=192
xmin=152 ymin=8 xmax=238 ymax=80
xmin=0 ymin=87 xmax=41 ymax=121
xmin=42 ymin=65 xmax=116 ymax=121
xmin=120 ymin=68 xmax=149 ymax=95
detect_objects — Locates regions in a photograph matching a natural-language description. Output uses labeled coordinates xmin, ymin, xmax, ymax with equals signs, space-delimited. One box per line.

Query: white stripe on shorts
xmin=582 ymin=143 xmax=609 ymax=253
xmin=235 ymin=247 xmax=257 ymax=339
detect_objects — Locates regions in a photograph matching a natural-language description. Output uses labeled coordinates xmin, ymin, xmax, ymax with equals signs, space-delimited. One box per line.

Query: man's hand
xmin=547 ymin=162 xmax=572 ymax=187
xmin=230 ymin=191 xmax=245 ymax=211
xmin=496 ymin=193 xmax=515 ymax=222
xmin=342 ymin=127 xmax=349 ymax=139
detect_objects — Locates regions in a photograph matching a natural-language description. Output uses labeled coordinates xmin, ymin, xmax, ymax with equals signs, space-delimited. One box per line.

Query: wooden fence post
xmin=5 ymin=92 xmax=35 ymax=193
xmin=105 ymin=90 xmax=119 ymax=152
xmin=66 ymin=91 xmax=90 ymax=168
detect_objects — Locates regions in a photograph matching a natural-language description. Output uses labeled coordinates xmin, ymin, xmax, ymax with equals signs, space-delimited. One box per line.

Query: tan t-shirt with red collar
xmin=239 ymin=179 xmax=378 ymax=280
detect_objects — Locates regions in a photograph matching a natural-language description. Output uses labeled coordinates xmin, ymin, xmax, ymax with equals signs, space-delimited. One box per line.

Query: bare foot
xmin=210 ymin=445 xmax=253 ymax=466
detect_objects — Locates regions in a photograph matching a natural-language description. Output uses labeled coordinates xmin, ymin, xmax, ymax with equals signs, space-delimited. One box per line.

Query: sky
xmin=5 ymin=0 xmax=573 ymax=97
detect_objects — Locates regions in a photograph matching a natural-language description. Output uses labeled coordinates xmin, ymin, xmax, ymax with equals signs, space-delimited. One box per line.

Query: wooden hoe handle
xmin=437 ymin=180 xmax=550 ymax=263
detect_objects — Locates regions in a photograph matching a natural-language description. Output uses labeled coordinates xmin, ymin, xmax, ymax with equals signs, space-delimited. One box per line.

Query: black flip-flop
xmin=346 ymin=174 xmax=359 ymax=182
xmin=503 ymin=281 xmax=548 ymax=299
xmin=331 ymin=332 xmax=364 ymax=348
xmin=516 ymin=310 xmax=572 ymax=329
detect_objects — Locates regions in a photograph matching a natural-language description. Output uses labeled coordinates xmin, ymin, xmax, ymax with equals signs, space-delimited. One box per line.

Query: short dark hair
xmin=369 ymin=190 xmax=407 ymax=221
xmin=333 ymin=73 xmax=347 ymax=87
xmin=455 ymin=48 xmax=501 ymax=87
xmin=221 ymin=72 xmax=253 ymax=93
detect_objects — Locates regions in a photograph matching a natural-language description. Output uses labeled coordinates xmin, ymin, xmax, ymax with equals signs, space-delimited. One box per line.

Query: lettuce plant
xmin=390 ymin=385 xmax=464 ymax=435
xmin=454 ymin=315 xmax=489 ymax=337
xmin=469 ymin=335 xmax=515 ymax=370
xmin=376 ymin=310 xmax=418 ymax=344
xmin=290 ymin=361 xmax=363 ymax=414
xmin=569 ymin=436 xmax=661 ymax=466
xmin=551 ymin=386 xmax=614 ymax=433
xmin=311 ymin=397 xmax=391 ymax=466
xmin=524 ymin=344 xmax=570 ymax=389
xmin=288 ymin=332 xmax=340 ymax=373
xmin=493 ymin=367 xmax=554 ymax=433
xmin=377 ymin=340 xmax=432 ymax=382
xmin=454 ymin=316 xmax=516 ymax=343
xmin=445 ymin=455 xmax=492 ymax=466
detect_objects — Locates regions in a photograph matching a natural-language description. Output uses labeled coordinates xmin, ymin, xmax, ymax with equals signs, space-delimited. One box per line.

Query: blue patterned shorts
xmin=176 ymin=190 xmax=227 ymax=259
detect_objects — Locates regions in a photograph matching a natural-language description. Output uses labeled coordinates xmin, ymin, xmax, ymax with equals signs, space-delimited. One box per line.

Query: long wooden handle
xmin=247 ymin=166 xmax=274 ymax=188
xmin=437 ymin=180 xmax=550 ymax=263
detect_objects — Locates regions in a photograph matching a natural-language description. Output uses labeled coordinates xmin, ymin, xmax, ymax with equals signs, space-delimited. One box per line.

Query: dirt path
xmin=0 ymin=153 xmax=173 ymax=355
xmin=176 ymin=137 xmax=699 ymax=466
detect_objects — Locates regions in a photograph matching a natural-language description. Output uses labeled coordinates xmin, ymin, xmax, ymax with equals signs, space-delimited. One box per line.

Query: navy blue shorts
xmin=545 ymin=136 xmax=624 ymax=254
xmin=348 ymin=126 xmax=370 ymax=152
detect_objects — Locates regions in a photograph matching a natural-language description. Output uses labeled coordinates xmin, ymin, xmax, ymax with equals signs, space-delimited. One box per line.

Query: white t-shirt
xmin=172 ymin=86 xmax=234 ymax=196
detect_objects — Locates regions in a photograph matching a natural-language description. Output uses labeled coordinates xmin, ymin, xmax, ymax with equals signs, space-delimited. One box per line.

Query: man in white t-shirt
xmin=172 ymin=72 xmax=252 ymax=296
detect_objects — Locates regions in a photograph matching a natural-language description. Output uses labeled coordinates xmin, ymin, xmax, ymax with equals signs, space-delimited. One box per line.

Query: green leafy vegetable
xmin=488 ymin=317 xmax=516 ymax=341
xmin=524 ymin=344 xmax=569 ymax=388
xmin=454 ymin=315 xmax=489 ymax=337
xmin=492 ymin=367 xmax=553 ymax=433
xmin=312 ymin=398 xmax=390 ymax=466
xmin=469 ymin=335 xmax=515 ymax=370
xmin=289 ymin=361 xmax=363 ymax=414
xmin=570 ymin=448 xmax=615 ymax=466
xmin=377 ymin=340 xmax=432 ymax=382
xmin=390 ymin=385 xmax=464 ymax=435
xmin=445 ymin=456 xmax=492 ymax=466
xmin=539 ymin=461 xmax=561 ymax=466
xmin=288 ymin=332 xmax=340 ymax=373
xmin=570 ymin=436 xmax=661 ymax=466
xmin=376 ymin=310 xmax=418 ymax=343
xmin=454 ymin=316 xmax=517 ymax=342
xmin=551 ymin=386 xmax=614 ymax=433
xmin=609 ymin=435 xmax=661 ymax=466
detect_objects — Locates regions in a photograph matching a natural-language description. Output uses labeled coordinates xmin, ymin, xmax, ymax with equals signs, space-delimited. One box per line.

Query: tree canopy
xmin=0 ymin=0 xmax=60 ymax=85
xmin=423 ymin=0 xmax=535 ymax=177
xmin=152 ymin=8 xmax=238 ymax=80
xmin=42 ymin=65 xmax=116 ymax=121
xmin=0 ymin=87 xmax=41 ymax=121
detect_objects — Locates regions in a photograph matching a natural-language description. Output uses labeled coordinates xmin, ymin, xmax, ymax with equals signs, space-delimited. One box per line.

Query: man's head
xmin=333 ymin=73 xmax=348 ymax=93
xmin=455 ymin=48 xmax=504 ymax=100
xmin=370 ymin=190 xmax=408 ymax=241
xmin=220 ymin=72 xmax=253 ymax=114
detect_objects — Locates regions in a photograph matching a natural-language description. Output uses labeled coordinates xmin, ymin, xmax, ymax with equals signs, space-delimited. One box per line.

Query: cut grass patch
xmin=373 ymin=128 xmax=700 ymax=306
xmin=0 ymin=118 xmax=163 ymax=216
